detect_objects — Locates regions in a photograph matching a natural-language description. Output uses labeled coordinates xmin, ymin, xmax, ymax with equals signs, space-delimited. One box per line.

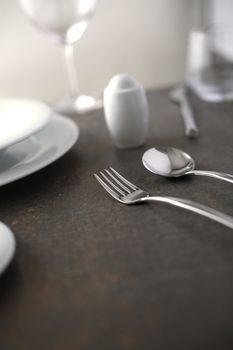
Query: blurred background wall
xmin=0 ymin=0 xmax=193 ymax=103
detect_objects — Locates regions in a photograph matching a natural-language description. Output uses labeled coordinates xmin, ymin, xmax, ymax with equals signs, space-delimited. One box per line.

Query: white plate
xmin=0 ymin=222 xmax=16 ymax=276
xmin=0 ymin=114 xmax=79 ymax=186
xmin=0 ymin=98 xmax=51 ymax=151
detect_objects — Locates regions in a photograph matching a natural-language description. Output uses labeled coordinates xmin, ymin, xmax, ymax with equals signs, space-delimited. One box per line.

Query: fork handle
xmin=142 ymin=196 xmax=233 ymax=230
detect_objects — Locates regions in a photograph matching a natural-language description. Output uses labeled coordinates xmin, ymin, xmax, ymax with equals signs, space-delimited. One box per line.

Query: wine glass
xmin=19 ymin=0 xmax=101 ymax=114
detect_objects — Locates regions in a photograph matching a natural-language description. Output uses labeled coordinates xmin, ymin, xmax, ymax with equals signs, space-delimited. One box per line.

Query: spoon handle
xmin=192 ymin=170 xmax=233 ymax=184
xmin=142 ymin=196 xmax=233 ymax=230
xmin=181 ymin=93 xmax=199 ymax=138
xmin=169 ymin=86 xmax=199 ymax=138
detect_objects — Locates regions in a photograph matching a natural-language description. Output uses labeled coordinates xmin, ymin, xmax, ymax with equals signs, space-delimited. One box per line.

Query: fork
xmin=94 ymin=167 xmax=233 ymax=230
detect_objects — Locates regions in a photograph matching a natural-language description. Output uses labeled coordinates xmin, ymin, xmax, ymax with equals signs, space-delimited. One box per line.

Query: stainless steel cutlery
xmin=94 ymin=167 xmax=233 ymax=230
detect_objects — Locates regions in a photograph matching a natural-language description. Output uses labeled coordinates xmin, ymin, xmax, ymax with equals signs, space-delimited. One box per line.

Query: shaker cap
xmin=106 ymin=74 xmax=142 ymax=93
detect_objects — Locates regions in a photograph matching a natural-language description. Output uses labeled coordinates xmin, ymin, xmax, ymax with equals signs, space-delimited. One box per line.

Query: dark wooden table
xmin=0 ymin=89 xmax=233 ymax=350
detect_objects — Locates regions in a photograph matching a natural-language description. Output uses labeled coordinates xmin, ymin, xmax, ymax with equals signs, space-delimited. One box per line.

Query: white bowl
xmin=0 ymin=98 xmax=51 ymax=151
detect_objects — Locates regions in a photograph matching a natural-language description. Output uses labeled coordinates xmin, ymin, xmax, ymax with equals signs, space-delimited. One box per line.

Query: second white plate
xmin=0 ymin=222 xmax=16 ymax=276
xmin=0 ymin=114 xmax=79 ymax=186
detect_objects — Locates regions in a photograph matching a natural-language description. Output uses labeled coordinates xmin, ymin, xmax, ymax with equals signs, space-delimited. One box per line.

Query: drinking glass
xmin=19 ymin=0 xmax=100 ymax=114
xmin=185 ymin=0 xmax=233 ymax=102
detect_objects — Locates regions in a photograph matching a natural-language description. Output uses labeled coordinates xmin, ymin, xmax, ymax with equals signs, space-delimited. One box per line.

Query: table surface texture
xmin=0 ymin=89 xmax=233 ymax=350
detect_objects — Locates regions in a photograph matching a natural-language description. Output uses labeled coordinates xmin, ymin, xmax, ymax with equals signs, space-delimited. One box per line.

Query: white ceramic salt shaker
xmin=104 ymin=74 xmax=149 ymax=148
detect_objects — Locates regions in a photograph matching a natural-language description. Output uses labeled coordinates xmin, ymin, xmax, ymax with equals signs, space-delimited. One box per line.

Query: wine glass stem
xmin=64 ymin=43 xmax=80 ymax=100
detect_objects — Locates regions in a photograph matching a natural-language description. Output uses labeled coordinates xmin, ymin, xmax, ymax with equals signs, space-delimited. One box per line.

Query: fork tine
xmin=110 ymin=167 xmax=138 ymax=190
xmin=105 ymin=169 xmax=131 ymax=194
xmin=94 ymin=174 xmax=120 ymax=200
xmin=100 ymin=172 xmax=126 ymax=196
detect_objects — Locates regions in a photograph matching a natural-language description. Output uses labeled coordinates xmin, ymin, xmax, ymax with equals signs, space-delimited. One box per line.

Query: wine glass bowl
xmin=19 ymin=0 xmax=100 ymax=113
xmin=20 ymin=0 xmax=96 ymax=44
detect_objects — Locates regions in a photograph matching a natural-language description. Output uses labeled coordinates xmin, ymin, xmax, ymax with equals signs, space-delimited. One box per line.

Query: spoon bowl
xmin=143 ymin=147 xmax=195 ymax=177
xmin=142 ymin=147 xmax=233 ymax=184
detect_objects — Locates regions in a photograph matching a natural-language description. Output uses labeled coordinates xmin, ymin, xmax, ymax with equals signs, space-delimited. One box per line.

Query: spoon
xmin=142 ymin=147 xmax=233 ymax=184
xmin=169 ymin=85 xmax=199 ymax=139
